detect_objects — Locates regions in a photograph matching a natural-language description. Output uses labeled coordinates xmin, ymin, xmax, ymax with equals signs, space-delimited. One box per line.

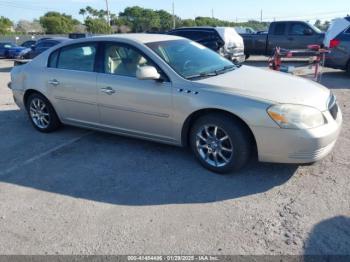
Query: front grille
xmin=328 ymin=94 xmax=338 ymax=120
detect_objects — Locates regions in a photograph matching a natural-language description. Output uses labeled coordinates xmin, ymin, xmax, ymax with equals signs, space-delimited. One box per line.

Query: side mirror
xmin=304 ymin=28 xmax=313 ymax=35
xmin=136 ymin=66 xmax=161 ymax=81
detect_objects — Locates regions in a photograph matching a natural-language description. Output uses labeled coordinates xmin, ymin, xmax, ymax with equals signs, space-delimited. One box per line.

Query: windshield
xmin=146 ymin=39 xmax=236 ymax=80
xmin=309 ymin=24 xmax=323 ymax=33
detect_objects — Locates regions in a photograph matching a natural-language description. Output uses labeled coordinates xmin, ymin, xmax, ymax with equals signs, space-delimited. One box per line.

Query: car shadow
xmin=319 ymin=71 xmax=350 ymax=89
xmin=0 ymin=66 xmax=12 ymax=73
xmin=304 ymin=216 xmax=350 ymax=261
xmin=0 ymin=109 xmax=298 ymax=206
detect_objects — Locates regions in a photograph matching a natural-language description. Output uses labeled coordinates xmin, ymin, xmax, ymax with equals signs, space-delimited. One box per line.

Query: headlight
xmin=267 ymin=104 xmax=325 ymax=129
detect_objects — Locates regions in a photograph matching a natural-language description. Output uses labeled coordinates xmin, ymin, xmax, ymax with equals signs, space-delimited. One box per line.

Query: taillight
xmin=329 ymin=39 xmax=341 ymax=48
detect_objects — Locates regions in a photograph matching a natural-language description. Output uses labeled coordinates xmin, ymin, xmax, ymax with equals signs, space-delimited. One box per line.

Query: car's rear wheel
xmin=26 ymin=93 xmax=61 ymax=133
xmin=190 ymin=114 xmax=252 ymax=174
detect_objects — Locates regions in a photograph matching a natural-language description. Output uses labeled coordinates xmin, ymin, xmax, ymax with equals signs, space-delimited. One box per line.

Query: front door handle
xmin=101 ymin=87 xmax=116 ymax=95
xmin=48 ymin=79 xmax=60 ymax=86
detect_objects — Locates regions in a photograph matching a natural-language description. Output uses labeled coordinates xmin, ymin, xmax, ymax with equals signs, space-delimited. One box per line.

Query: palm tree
xmin=79 ymin=8 xmax=86 ymax=20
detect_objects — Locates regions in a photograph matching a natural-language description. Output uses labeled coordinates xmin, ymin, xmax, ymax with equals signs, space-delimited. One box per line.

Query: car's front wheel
xmin=26 ymin=93 xmax=61 ymax=133
xmin=190 ymin=114 xmax=252 ymax=174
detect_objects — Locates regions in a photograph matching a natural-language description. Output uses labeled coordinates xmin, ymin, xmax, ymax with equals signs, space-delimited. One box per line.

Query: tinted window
xmin=103 ymin=43 xmax=154 ymax=77
xmin=57 ymin=43 xmax=97 ymax=72
xmin=21 ymin=41 xmax=35 ymax=48
xmin=289 ymin=23 xmax=310 ymax=35
xmin=171 ymin=30 xmax=217 ymax=41
xmin=273 ymin=23 xmax=286 ymax=35
xmin=48 ymin=50 xmax=59 ymax=68
xmin=171 ymin=30 xmax=196 ymax=40
xmin=346 ymin=27 xmax=350 ymax=34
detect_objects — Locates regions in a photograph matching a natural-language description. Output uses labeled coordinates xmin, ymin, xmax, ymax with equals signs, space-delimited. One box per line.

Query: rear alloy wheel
xmin=190 ymin=114 xmax=252 ymax=174
xmin=26 ymin=93 xmax=61 ymax=132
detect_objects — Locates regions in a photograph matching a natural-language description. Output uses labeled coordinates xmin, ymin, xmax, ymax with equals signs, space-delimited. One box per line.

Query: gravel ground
xmin=0 ymin=58 xmax=349 ymax=256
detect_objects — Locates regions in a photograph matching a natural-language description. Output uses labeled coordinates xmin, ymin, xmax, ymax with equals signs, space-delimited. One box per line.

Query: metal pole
xmin=105 ymin=0 xmax=111 ymax=26
xmin=212 ymin=8 xmax=214 ymax=19
xmin=260 ymin=9 xmax=263 ymax=22
xmin=172 ymin=1 xmax=176 ymax=29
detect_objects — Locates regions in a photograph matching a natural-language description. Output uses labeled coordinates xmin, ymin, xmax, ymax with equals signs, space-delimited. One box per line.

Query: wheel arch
xmin=23 ymin=89 xmax=48 ymax=108
xmin=181 ymin=108 xmax=257 ymax=153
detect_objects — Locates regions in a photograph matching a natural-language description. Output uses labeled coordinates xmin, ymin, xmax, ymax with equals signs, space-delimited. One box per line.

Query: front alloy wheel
xmin=190 ymin=114 xmax=252 ymax=174
xmin=196 ymin=125 xmax=233 ymax=168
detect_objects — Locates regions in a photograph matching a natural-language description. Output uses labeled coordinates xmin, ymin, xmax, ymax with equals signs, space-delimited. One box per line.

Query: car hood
xmin=196 ymin=66 xmax=331 ymax=111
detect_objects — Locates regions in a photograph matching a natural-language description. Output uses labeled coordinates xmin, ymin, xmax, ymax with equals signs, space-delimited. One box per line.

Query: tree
xmin=79 ymin=8 xmax=86 ymax=20
xmin=119 ymin=6 xmax=161 ymax=32
xmin=85 ymin=18 xmax=111 ymax=34
xmin=314 ymin=20 xmax=330 ymax=32
xmin=0 ymin=16 xmax=13 ymax=34
xmin=40 ymin=12 xmax=80 ymax=34
xmin=156 ymin=10 xmax=173 ymax=31
xmin=179 ymin=19 xmax=196 ymax=27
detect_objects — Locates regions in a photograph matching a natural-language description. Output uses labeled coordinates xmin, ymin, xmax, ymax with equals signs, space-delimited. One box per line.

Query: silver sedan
xmin=10 ymin=34 xmax=342 ymax=174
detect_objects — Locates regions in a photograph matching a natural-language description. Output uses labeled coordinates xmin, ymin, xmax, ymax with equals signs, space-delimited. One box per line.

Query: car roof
xmin=92 ymin=33 xmax=183 ymax=43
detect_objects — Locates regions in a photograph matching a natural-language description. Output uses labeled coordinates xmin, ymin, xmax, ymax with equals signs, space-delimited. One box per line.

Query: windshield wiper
xmin=186 ymin=71 xmax=218 ymax=80
xmin=215 ymin=65 xmax=236 ymax=75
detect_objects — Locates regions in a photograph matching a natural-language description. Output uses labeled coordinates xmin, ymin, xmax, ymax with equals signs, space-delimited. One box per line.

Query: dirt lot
xmin=0 ymin=58 xmax=349 ymax=256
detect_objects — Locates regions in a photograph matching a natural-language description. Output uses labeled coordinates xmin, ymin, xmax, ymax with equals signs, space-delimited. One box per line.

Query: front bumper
xmin=253 ymin=106 xmax=342 ymax=164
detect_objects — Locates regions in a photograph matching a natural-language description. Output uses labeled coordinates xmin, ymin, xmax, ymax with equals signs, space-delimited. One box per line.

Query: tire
xmin=190 ymin=113 xmax=252 ymax=174
xmin=245 ymin=54 xmax=250 ymax=60
xmin=26 ymin=93 xmax=61 ymax=133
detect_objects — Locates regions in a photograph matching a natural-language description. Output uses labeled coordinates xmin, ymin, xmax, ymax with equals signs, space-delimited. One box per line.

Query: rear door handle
xmin=48 ymin=79 xmax=60 ymax=86
xmin=101 ymin=87 xmax=116 ymax=95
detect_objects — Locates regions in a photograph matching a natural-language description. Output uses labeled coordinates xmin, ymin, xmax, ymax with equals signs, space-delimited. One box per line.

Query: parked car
xmin=7 ymin=40 xmax=37 ymax=59
xmin=17 ymin=37 xmax=69 ymax=60
xmin=9 ymin=34 xmax=342 ymax=173
xmin=324 ymin=16 xmax=350 ymax=75
xmin=0 ymin=42 xmax=17 ymax=58
xmin=242 ymin=21 xmax=325 ymax=57
xmin=168 ymin=27 xmax=245 ymax=63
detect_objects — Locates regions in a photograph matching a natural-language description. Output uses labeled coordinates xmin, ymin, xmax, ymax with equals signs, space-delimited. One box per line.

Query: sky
xmin=0 ymin=0 xmax=349 ymax=23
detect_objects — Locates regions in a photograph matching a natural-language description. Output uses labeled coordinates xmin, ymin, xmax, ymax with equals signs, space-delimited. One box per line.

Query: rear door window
xmin=57 ymin=43 xmax=97 ymax=72
xmin=273 ymin=23 xmax=286 ymax=35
